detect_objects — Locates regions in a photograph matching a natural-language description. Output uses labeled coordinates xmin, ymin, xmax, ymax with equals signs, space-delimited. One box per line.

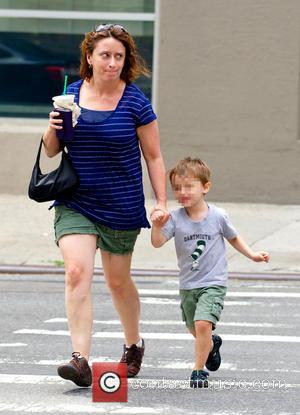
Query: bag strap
xmin=36 ymin=138 xmax=66 ymax=167
xmin=35 ymin=138 xmax=43 ymax=166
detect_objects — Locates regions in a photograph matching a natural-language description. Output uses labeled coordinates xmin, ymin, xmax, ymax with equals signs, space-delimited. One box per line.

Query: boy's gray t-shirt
xmin=162 ymin=204 xmax=238 ymax=289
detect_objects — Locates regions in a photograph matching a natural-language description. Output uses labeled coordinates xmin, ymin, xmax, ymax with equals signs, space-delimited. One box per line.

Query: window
xmin=0 ymin=1 xmax=155 ymax=117
xmin=0 ymin=45 xmax=12 ymax=59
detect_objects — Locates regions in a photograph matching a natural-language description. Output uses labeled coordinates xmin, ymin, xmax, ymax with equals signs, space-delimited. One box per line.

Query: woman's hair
xmin=80 ymin=25 xmax=150 ymax=83
xmin=169 ymin=157 xmax=211 ymax=186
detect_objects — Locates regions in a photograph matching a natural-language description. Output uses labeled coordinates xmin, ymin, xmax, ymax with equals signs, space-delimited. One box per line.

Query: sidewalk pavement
xmin=1 ymin=194 xmax=300 ymax=276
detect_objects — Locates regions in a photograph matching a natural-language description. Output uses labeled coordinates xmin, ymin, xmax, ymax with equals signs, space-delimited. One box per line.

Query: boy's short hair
xmin=169 ymin=157 xmax=211 ymax=186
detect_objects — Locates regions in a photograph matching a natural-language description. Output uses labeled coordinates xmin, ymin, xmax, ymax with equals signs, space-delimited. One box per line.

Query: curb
xmin=0 ymin=264 xmax=300 ymax=280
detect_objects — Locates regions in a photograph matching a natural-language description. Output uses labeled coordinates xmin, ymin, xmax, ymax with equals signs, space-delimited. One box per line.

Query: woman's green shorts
xmin=179 ymin=285 xmax=227 ymax=330
xmin=54 ymin=205 xmax=140 ymax=255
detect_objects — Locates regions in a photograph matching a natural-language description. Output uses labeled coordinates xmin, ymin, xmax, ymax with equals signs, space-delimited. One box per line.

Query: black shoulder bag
xmin=28 ymin=138 xmax=79 ymax=203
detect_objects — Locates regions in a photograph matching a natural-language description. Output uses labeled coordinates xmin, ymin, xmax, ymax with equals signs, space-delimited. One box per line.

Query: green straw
xmin=62 ymin=75 xmax=68 ymax=95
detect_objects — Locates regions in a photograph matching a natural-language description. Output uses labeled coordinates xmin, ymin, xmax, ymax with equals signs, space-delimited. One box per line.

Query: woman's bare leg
xmin=100 ymin=250 xmax=140 ymax=346
xmin=59 ymin=234 xmax=97 ymax=359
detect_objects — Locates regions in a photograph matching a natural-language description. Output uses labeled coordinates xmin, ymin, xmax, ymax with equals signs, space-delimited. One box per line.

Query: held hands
xmin=251 ymin=251 xmax=270 ymax=263
xmin=150 ymin=205 xmax=170 ymax=228
xmin=150 ymin=204 xmax=169 ymax=248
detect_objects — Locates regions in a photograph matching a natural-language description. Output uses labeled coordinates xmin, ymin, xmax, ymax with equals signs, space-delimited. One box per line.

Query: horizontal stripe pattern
xmin=13 ymin=329 xmax=300 ymax=343
xmin=56 ymin=80 xmax=157 ymax=230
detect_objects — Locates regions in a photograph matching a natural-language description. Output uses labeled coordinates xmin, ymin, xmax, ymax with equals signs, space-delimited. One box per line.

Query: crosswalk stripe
xmin=93 ymin=332 xmax=300 ymax=343
xmin=44 ymin=318 xmax=291 ymax=328
xmin=2 ymin=357 xmax=300 ymax=373
xmin=0 ymin=357 xmax=232 ymax=370
xmin=13 ymin=329 xmax=300 ymax=343
xmin=139 ymin=298 xmax=253 ymax=305
xmin=0 ymin=398 xmax=162 ymax=414
xmin=138 ymin=289 xmax=300 ymax=298
xmin=0 ymin=343 xmax=27 ymax=347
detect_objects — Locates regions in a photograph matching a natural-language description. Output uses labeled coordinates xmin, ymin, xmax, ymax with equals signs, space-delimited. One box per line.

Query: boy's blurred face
xmin=172 ymin=174 xmax=211 ymax=208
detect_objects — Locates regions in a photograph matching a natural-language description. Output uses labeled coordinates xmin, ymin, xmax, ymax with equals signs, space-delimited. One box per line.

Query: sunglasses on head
xmin=94 ymin=23 xmax=128 ymax=33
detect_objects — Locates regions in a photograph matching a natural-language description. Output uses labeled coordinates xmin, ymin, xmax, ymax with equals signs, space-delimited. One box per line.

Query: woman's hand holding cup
xmin=49 ymin=111 xmax=63 ymax=130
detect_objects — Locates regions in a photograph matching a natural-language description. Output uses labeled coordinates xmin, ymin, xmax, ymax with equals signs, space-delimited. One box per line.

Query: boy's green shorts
xmin=179 ymin=285 xmax=227 ymax=330
xmin=54 ymin=205 xmax=140 ymax=255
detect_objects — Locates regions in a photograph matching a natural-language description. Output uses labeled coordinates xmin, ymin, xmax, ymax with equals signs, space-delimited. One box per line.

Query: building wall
xmin=0 ymin=118 xmax=56 ymax=196
xmin=1 ymin=0 xmax=300 ymax=204
xmin=0 ymin=2 xmax=154 ymax=196
xmin=156 ymin=0 xmax=300 ymax=203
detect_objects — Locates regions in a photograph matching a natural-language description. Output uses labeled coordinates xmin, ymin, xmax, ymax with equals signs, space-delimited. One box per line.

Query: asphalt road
xmin=0 ymin=274 xmax=300 ymax=414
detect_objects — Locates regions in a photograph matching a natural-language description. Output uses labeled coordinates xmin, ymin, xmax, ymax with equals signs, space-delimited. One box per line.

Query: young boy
xmin=151 ymin=157 xmax=270 ymax=388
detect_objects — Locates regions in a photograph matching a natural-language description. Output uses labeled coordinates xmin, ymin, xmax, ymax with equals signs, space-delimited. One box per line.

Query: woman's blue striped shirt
xmin=57 ymin=80 xmax=157 ymax=230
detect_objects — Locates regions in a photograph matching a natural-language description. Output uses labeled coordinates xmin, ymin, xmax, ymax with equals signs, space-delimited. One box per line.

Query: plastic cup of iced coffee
xmin=52 ymin=94 xmax=75 ymax=141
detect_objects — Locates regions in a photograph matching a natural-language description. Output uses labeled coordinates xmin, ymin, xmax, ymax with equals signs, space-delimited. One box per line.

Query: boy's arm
xmin=228 ymin=236 xmax=270 ymax=263
xmin=150 ymin=210 xmax=170 ymax=248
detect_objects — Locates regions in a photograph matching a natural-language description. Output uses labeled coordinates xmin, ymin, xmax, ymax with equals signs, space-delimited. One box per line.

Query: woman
xmin=42 ymin=23 xmax=168 ymax=387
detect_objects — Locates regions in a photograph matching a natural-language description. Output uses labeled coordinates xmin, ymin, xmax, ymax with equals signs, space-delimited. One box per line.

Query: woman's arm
xmin=151 ymin=222 xmax=168 ymax=248
xmin=42 ymin=111 xmax=63 ymax=158
xmin=137 ymin=120 xmax=167 ymax=214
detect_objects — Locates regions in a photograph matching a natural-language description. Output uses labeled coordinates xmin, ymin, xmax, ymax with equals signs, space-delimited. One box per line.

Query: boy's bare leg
xmin=192 ymin=320 xmax=213 ymax=370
